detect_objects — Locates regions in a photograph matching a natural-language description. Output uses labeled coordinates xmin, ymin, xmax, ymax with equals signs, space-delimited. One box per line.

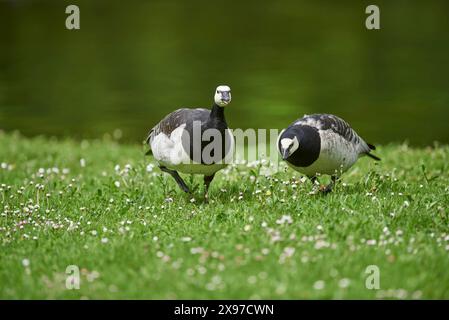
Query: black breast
xmin=282 ymin=125 xmax=321 ymax=167
xmin=182 ymin=112 xmax=231 ymax=164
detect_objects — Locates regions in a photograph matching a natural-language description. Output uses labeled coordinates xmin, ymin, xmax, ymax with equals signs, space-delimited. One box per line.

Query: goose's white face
xmin=214 ymin=85 xmax=232 ymax=107
xmin=280 ymin=136 xmax=299 ymax=160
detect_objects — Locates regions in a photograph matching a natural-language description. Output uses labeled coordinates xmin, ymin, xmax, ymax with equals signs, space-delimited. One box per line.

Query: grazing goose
xmin=278 ymin=113 xmax=380 ymax=192
xmin=146 ymin=85 xmax=234 ymax=200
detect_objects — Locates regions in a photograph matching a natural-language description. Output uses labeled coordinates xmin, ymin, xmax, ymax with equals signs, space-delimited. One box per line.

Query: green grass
xmin=0 ymin=132 xmax=448 ymax=299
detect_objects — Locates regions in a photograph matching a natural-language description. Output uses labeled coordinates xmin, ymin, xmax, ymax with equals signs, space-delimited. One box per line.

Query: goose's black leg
xmin=204 ymin=174 xmax=215 ymax=203
xmin=321 ymin=175 xmax=338 ymax=194
xmin=159 ymin=166 xmax=190 ymax=193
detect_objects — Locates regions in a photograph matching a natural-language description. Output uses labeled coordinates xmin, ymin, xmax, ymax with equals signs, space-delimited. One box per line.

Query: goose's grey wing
xmin=295 ymin=114 xmax=372 ymax=154
xmin=146 ymin=108 xmax=210 ymax=145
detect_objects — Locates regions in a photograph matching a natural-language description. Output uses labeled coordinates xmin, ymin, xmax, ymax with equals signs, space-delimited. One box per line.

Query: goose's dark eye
xmin=217 ymin=90 xmax=220 ymax=94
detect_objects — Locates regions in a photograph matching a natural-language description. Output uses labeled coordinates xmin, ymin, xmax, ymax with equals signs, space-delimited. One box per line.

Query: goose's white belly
xmin=289 ymin=130 xmax=360 ymax=176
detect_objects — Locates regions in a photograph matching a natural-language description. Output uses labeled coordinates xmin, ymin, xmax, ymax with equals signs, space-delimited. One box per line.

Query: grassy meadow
xmin=0 ymin=132 xmax=448 ymax=299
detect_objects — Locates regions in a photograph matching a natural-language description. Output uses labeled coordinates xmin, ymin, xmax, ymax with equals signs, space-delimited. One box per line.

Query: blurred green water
xmin=0 ymin=0 xmax=448 ymax=145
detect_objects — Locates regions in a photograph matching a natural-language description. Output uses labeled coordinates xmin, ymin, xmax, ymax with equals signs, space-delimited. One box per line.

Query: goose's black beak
xmin=282 ymin=148 xmax=289 ymax=160
xmin=221 ymin=91 xmax=231 ymax=103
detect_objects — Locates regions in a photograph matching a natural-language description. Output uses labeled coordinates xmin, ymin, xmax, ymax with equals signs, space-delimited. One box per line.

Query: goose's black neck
xmin=282 ymin=125 xmax=321 ymax=167
xmin=209 ymin=103 xmax=225 ymax=122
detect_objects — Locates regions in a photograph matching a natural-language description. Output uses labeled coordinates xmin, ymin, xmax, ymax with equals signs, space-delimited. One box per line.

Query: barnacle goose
xmin=146 ymin=85 xmax=234 ymax=200
xmin=278 ymin=114 xmax=380 ymax=192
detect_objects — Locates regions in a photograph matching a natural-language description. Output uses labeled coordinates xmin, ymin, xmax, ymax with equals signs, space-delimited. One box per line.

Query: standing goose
xmin=278 ymin=113 xmax=380 ymax=192
xmin=146 ymin=85 xmax=234 ymax=200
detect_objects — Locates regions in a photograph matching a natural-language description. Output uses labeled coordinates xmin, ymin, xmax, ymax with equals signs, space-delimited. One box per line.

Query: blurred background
xmin=0 ymin=0 xmax=448 ymax=145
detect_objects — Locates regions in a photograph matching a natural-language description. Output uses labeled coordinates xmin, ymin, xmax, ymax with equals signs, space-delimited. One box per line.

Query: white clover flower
xmin=22 ymin=258 xmax=30 ymax=267
xmin=314 ymin=240 xmax=330 ymax=250
xmin=313 ymin=280 xmax=325 ymax=290
xmin=190 ymin=247 xmax=204 ymax=254
xmin=276 ymin=215 xmax=293 ymax=225
xmin=338 ymin=278 xmax=351 ymax=288
xmin=283 ymin=247 xmax=295 ymax=257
